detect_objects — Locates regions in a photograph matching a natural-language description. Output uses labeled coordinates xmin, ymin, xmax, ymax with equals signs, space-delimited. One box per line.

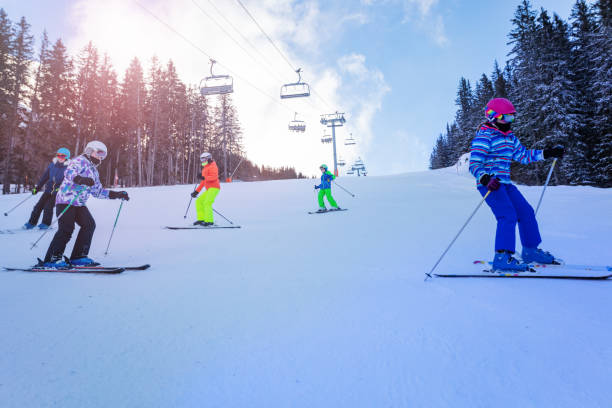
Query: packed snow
xmin=1 ymin=169 xmax=611 ymax=407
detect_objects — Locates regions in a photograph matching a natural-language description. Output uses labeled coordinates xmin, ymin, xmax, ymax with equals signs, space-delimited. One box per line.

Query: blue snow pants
xmin=477 ymin=183 xmax=541 ymax=253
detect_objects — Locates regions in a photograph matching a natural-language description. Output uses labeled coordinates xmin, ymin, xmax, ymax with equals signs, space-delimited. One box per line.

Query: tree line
xmin=429 ymin=0 xmax=611 ymax=187
xmin=0 ymin=9 xmax=305 ymax=194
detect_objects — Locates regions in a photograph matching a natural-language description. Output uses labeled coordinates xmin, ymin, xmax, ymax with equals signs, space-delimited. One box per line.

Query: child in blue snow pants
xmin=477 ymin=184 xmax=541 ymax=253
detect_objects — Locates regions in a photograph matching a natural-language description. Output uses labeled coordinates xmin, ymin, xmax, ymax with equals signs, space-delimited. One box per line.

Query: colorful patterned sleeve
xmin=469 ymin=128 xmax=491 ymax=181
xmin=511 ymin=136 xmax=543 ymax=164
xmin=89 ymin=176 xmax=109 ymax=199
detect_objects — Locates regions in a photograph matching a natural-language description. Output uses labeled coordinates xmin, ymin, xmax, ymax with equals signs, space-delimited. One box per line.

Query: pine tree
xmin=454 ymin=77 xmax=474 ymax=157
xmin=589 ymin=0 xmax=612 ymax=186
xmin=2 ymin=16 xmax=34 ymax=193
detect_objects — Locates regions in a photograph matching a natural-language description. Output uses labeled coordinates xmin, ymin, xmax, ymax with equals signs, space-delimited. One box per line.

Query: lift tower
xmin=320 ymin=112 xmax=346 ymax=176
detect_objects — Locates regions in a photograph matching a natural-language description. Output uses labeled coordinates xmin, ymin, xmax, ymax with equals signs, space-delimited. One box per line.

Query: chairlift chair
xmin=288 ymin=112 xmax=306 ymax=132
xmin=344 ymin=133 xmax=356 ymax=145
xmin=321 ymin=131 xmax=332 ymax=144
xmin=280 ymin=68 xmax=311 ymax=99
xmin=200 ymin=59 xmax=233 ymax=96
xmin=347 ymin=169 xmax=355 ymax=175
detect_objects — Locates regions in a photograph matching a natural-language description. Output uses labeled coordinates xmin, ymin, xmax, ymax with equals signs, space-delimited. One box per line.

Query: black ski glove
xmin=480 ymin=174 xmax=501 ymax=191
xmin=199 ymin=174 xmax=205 ymax=180
xmin=543 ymin=145 xmax=564 ymax=159
xmin=191 ymin=191 xmax=199 ymax=198
xmin=73 ymin=175 xmax=95 ymax=187
xmin=314 ymin=184 xmax=319 ymax=190
xmin=109 ymin=191 xmax=129 ymax=201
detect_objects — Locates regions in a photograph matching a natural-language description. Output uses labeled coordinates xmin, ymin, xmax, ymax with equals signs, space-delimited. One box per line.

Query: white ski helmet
xmin=84 ymin=140 xmax=108 ymax=159
xmin=200 ymin=152 xmax=212 ymax=162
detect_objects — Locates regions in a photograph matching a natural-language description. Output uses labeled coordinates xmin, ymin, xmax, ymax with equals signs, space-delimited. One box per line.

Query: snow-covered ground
xmin=1 ymin=169 xmax=611 ymax=407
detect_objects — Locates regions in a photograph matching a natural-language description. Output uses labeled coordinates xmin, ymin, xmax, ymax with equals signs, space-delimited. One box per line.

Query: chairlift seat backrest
xmin=280 ymin=82 xmax=311 ymax=99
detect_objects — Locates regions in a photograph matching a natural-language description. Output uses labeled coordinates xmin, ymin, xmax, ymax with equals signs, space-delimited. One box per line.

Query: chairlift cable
xmin=204 ymin=0 xmax=288 ymax=80
xmin=191 ymin=0 xmax=287 ymax=84
xmin=133 ymin=0 xmax=292 ymax=112
xmin=194 ymin=0 xmax=325 ymax=115
xmin=233 ymin=0 xmax=337 ymax=112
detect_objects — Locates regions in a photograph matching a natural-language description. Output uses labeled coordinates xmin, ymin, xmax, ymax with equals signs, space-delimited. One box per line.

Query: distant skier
xmin=24 ymin=147 xmax=70 ymax=230
xmin=190 ymin=152 xmax=220 ymax=226
xmin=469 ymin=98 xmax=564 ymax=271
xmin=41 ymin=141 xmax=130 ymax=268
xmin=314 ymin=164 xmax=340 ymax=212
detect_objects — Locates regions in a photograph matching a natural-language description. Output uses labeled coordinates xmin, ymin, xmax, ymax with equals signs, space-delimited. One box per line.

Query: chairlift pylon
xmin=288 ymin=112 xmax=306 ymax=132
xmin=280 ymin=68 xmax=311 ymax=99
xmin=200 ymin=59 xmax=234 ymax=96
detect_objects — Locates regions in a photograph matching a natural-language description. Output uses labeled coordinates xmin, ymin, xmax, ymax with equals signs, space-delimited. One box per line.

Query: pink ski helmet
xmin=485 ymin=98 xmax=516 ymax=123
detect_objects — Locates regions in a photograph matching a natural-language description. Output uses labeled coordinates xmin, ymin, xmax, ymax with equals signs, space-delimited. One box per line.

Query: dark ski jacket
xmin=36 ymin=158 xmax=69 ymax=193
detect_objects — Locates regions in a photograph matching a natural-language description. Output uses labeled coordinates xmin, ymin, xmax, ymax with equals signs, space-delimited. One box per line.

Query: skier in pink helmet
xmin=469 ymin=98 xmax=565 ymax=272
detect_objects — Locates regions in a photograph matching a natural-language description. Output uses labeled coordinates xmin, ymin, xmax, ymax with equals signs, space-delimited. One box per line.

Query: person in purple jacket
xmin=24 ymin=147 xmax=70 ymax=230
xmin=469 ymin=98 xmax=564 ymax=272
xmin=41 ymin=141 xmax=130 ymax=268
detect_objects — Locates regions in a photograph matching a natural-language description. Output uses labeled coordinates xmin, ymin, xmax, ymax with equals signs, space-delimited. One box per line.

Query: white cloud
xmin=364 ymin=0 xmax=448 ymax=46
xmin=335 ymin=53 xmax=391 ymax=172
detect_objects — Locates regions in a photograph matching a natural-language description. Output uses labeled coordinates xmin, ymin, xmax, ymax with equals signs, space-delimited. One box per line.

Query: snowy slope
xmin=0 ymin=170 xmax=611 ymax=408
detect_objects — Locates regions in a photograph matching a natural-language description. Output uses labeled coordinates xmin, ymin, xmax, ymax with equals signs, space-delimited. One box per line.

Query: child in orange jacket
xmin=190 ymin=152 xmax=220 ymax=226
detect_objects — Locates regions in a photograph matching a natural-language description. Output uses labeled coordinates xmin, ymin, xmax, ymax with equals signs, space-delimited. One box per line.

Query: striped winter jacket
xmin=469 ymin=123 xmax=543 ymax=185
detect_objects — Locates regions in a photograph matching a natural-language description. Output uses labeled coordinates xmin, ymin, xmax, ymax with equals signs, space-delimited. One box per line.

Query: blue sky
xmin=3 ymin=0 xmax=577 ymax=175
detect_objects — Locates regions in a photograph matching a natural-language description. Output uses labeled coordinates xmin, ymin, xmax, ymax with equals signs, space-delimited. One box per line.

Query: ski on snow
xmin=434 ymin=272 xmax=611 ymax=280
xmin=2 ymin=259 xmax=151 ymax=274
xmin=165 ymin=225 xmax=241 ymax=230
xmin=473 ymin=260 xmax=612 ymax=272
xmin=434 ymin=261 xmax=612 ymax=280
xmin=0 ymin=228 xmax=54 ymax=234
xmin=307 ymin=208 xmax=348 ymax=214
xmin=3 ymin=266 xmax=125 ymax=274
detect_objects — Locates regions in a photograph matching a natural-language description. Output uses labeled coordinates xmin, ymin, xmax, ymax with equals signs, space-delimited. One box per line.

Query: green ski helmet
xmin=320 ymin=164 xmax=328 ymax=170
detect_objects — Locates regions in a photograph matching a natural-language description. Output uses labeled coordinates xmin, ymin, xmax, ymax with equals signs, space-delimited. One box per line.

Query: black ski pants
xmin=28 ymin=192 xmax=56 ymax=226
xmin=44 ymin=204 xmax=96 ymax=262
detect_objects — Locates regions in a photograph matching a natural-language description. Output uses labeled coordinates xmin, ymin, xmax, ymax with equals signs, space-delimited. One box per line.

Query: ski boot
xmin=193 ymin=220 xmax=204 ymax=226
xmin=23 ymin=222 xmax=35 ymax=230
xmin=492 ymin=250 xmax=531 ymax=272
xmin=521 ymin=247 xmax=560 ymax=265
xmin=316 ymin=207 xmax=327 ymax=213
xmin=40 ymin=256 xmax=70 ymax=269
xmin=69 ymin=256 xmax=99 ymax=267
xmin=202 ymin=222 xmax=214 ymax=227
xmin=330 ymin=206 xmax=342 ymax=211
xmin=37 ymin=223 xmax=50 ymax=230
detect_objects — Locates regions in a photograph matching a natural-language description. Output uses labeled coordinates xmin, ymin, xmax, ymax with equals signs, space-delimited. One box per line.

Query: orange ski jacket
xmin=196 ymin=161 xmax=220 ymax=192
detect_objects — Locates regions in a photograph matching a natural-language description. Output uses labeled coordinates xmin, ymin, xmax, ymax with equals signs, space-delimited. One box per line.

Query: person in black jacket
xmin=24 ymin=148 xmax=71 ymax=229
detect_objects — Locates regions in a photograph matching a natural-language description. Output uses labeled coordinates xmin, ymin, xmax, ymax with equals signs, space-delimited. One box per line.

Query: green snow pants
xmin=196 ymin=187 xmax=220 ymax=223
xmin=318 ymin=188 xmax=338 ymax=209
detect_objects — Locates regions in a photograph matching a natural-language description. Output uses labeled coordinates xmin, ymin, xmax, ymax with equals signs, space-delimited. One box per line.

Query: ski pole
xmin=183 ymin=197 xmax=194 ymax=219
xmin=425 ymin=190 xmax=491 ymax=281
xmin=229 ymin=157 xmax=244 ymax=179
xmin=3 ymin=194 xmax=35 ymax=216
xmin=104 ymin=199 xmax=125 ymax=255
xmin=30 ymin=187 xmax=85 ymax=250
xmin=184 ymin=183 xmax=198 ymax=219
xmin=333 ymin=181 xmax=356 ymax=198
xmin=535 ymin=158 xmax=557 ymax=216
xmin=213 ymin=208 xmax=234 ymax=225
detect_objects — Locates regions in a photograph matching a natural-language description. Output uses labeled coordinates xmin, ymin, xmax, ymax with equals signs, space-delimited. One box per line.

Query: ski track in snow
xmin=0 ymin=169 xmax=611 ymax=407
